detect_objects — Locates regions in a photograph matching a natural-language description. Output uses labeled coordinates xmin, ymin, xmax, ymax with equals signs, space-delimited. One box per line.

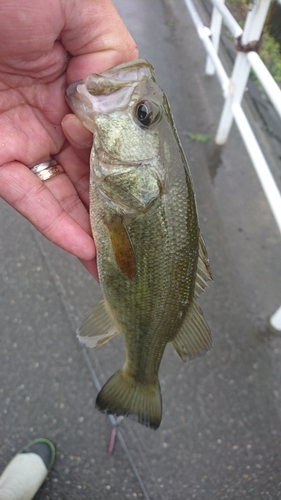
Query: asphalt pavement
xmin=1 ymin=0 xmax=281 ymax=498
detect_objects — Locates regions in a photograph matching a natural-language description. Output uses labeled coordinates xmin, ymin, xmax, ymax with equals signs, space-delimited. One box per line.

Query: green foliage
xmin=260 ymin=32 xmax=281 ymax=83
xmin=187 ymin=133 xmax=212 ymax=143
xmin=225 ymin=0 xmax=281 ymax=87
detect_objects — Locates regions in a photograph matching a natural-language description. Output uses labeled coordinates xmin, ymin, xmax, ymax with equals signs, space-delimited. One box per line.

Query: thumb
xmin=62 ymin=0 xmax=138 ymax=82
xmin=61 ymin=114 xmax=92 ymax=164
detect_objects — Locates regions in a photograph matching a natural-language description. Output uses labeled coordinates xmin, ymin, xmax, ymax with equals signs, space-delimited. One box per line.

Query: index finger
xmin=0 ymin=161 xmax=96 ymax=262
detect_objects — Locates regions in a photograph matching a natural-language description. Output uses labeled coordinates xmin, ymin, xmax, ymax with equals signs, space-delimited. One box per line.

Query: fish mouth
xmin=66 ymin=59 xmax=155 ymax=130
xmin=66 ymin=80 xmax=96 ymax=131
xmin=87 ymin=59 xmax=155 ymax=89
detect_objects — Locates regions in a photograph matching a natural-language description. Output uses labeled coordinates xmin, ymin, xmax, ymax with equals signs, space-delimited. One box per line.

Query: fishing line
xmin=33 ymin=228 xmax=152 ymax=500
xmin=82 ymin=348 xmax=151 ymax=500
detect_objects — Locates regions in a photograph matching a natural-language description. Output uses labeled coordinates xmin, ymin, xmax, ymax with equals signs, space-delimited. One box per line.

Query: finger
xmin=44 ymin=166 xmax=99 ymax=281
xmin=43 ymin=166 xmax=91 ymax=234
xmin=80 ymin=258 xmax=99 ymax=281
xmin=55 ymin=141 xmax=90 ymax=209
xmin=0 ymin=161 xmax=96 ymax=261
xmin=62 ymin=0 xmax=138 ymax=82
xmin=61 ymin=114 xmax=92 ymax=164
xmin=0 ymin=100 xmax=64 ymax=167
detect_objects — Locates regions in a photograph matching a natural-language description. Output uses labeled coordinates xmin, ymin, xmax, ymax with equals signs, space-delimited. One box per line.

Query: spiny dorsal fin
xmin=195 ymin=234 xmax=213 ymax=298
xmin=171 ymin=299 xmax=211 ymax=361
xmin=77 ymin=299 xmax=120 ymax=348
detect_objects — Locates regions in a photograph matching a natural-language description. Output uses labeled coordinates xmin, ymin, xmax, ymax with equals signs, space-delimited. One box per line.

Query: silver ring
xmin=30 ymin=159 xmax=64 ymax=181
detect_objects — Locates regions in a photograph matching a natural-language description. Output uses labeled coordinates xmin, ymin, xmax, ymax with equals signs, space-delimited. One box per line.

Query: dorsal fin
xmin=195 ymin=234 xmax=213 ymax=298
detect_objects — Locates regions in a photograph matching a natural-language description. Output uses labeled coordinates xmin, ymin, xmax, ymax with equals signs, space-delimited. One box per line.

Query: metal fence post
xmin=205 ymin=0 xmax=225 ymax=75
xmin=184 ymin=0 xmax=281 ymax=330
xmin=215 ymin=0 xmax=271 ymax=145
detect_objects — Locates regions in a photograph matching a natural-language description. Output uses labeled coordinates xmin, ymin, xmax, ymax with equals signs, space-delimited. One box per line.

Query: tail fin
xmin=96 ymin=369 xmax=162 ymax=430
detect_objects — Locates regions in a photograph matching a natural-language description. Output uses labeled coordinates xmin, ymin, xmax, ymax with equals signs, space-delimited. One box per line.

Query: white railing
xmin=184 ymin=0 xmax=281 ymax=331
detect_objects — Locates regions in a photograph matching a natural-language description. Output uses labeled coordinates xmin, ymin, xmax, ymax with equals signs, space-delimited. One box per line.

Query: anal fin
xmin=171 ymin=299 xmax=212 ymax=361
xmin=77 ymin=299 xmax=120 ymax=348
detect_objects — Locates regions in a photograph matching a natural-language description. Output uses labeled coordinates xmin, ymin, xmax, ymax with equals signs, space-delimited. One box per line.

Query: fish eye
xmin=136 ymin=102 xmax=152 ymax=126
xmin=135 ymin=100 xmax=160 ymax=127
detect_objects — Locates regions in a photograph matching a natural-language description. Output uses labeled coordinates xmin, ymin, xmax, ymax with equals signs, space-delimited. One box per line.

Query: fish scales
xmin=66 ymin=59 xmax=212 ymax=429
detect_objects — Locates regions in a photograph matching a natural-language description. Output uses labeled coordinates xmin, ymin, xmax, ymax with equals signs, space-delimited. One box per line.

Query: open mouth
xmin=66 ymin=59 xmax=156 ymax=126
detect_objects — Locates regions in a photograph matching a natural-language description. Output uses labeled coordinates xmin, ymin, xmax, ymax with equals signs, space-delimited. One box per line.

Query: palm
xmin=1 ymin=66 xmax=69 ymax=172
xmin=0 ymin=0 xmax=137 ymax=278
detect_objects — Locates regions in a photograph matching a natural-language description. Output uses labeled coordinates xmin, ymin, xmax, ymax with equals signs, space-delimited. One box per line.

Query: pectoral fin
xmin=171 ymin=299 xmax=211 ymax=361
xmin=77 ymin=300 xmax=120 ymax=348
xmin=106 ymin=216 xmax=137 ymax=280
xmin=101 ymin=168 xmax=160 ymax=213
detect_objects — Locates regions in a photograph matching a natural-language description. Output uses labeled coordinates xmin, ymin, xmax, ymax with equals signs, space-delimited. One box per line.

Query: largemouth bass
xmin=66 ymin=59 xmax=212 ymax=429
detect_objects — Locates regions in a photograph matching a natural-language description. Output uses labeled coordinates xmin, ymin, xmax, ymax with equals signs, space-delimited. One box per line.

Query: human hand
xmin=0 ymin=0 xmax=138 ymax=279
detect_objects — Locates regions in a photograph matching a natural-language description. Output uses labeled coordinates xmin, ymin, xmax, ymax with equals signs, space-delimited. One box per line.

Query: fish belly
xmin=90 ymin=175 xmax=198 ymax=382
